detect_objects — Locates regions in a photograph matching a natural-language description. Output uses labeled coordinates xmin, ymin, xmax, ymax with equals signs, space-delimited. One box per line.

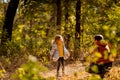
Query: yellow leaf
xmin=95 ymin=52 xmax=102 ymax=58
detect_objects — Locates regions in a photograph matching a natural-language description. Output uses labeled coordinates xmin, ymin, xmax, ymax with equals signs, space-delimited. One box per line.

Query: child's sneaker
xmin=62 ymin=72 xmax=67 ymax=76
xmin=56 ymin=73 xmax=61 ymax=77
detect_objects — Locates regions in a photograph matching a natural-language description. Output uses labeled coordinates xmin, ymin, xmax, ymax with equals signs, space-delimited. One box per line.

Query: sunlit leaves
xmin=16 ymin=36 xmax=21 ymax=41
xmin=18 ymin=25 xmax=24 ymax=32
xmin=88 ymin=74 xmax=102 ymax=80
xmin=12 ymin=55 xmax=47 ymax=80
xmin=102 ymin=25 xmax=109 ymax=30
xmin=103 ymin=51 xmax=109 ymax=59
xmin=95 ymin=52 xmax=102 ymax=58
xmin=107 ymin=6 xmax=120 ymax=19
xmin=0 ymin=69 xmax=6 ymax=79
xmin=25 ymin=34 xmax=30 ymax=40
xmin=91 ymin=65 xmax=99 ymax=73
xmin=111 ymin=48 xmax=117 ymax=57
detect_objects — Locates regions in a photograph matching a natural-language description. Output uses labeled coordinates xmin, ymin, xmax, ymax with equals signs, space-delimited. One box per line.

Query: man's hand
xmin=109 ymin=54 xmax=115 ymax=62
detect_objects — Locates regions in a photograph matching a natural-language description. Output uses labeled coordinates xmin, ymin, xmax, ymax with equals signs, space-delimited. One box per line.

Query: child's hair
xmin=55 ymin=35 xmax=61 ymax=42
xmin=52 ymin=35 xmax=64 ymax=45
xmin=94 ymin=34 xmax=104 ymax=41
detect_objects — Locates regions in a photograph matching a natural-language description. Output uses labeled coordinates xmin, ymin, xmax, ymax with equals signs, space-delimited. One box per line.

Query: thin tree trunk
xmin=74 ymin=0 xmax=81 ymax=60
xmin=56 ymin=0 xmax=61 ymax=33
xmin=64 ymin=0 xmax=70 ymax=48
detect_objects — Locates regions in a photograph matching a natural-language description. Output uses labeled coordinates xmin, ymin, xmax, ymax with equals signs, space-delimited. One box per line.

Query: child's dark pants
xmin=57 ymin=57 xmax=64 ymax=74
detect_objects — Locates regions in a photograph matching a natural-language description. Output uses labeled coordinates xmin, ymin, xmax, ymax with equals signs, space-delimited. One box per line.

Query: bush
xmin=12 ymin=55 xmax=47 ymax=80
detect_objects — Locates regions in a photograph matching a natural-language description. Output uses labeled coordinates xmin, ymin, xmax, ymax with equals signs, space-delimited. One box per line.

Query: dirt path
xmin=41 ymin=61 xmax=91 ymax=80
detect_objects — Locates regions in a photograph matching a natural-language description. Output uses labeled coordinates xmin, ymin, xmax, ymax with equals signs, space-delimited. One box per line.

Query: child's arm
xmin=50 ymin=43 xmax=57 ymax=61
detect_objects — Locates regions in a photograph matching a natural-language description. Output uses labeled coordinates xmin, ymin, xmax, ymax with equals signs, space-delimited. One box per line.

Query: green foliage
xmin=88 ymin=74 xmax=102 ymax=80
xmin=0 ymin=0 xmax=120 ymax=79
xmin=12 ymin=55 xmax=47 ymax=80
xmin=0 ymin=69 xmax=6 ymax=79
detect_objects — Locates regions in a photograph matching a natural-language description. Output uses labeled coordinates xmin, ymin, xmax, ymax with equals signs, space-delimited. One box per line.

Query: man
xmin=87 ymin=34 xmax=113 ymax=78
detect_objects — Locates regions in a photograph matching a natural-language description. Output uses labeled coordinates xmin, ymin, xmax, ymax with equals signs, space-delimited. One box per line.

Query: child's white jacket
xmin=50 ymin=43 xmax=70 ymax=62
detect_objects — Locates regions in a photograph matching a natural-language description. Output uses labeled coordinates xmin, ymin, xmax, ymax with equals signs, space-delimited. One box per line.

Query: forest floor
xmin=1 ymin=60 xmax=120 ymax=80
xmin=41 ymin=58 xmax=120 ymax=80
xmin=41 ymin=61 xmax=92 ymax=80
xmin=1 ymin=55 xmax=120 ymax=80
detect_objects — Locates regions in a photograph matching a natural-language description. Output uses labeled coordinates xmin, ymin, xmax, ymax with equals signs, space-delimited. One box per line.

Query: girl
xmin=50 ymin=35 xmax=70 ymax=76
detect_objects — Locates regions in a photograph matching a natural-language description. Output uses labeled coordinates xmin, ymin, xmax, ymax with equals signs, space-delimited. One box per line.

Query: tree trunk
xmin=64 ymin=0 xmax=70 ymax=49
xmin=1 ymin=0 xmax=19 ymax=55
xmin=74 ymin=0 xmax=81 ymax=60
xmin=56 ymin=0 xmax=61 ymax=33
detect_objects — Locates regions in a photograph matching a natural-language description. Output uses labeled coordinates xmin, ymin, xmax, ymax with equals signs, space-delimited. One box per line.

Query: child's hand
xmin=50 ymin=56 xmax=53 ymax=61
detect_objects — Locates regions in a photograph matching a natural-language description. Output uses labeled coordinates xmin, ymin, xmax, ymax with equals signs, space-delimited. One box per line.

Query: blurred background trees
xmin=0 ymin=0 xmax=120 ymax=79
xmin=0 ymin=0 xmax=119 ymax=62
